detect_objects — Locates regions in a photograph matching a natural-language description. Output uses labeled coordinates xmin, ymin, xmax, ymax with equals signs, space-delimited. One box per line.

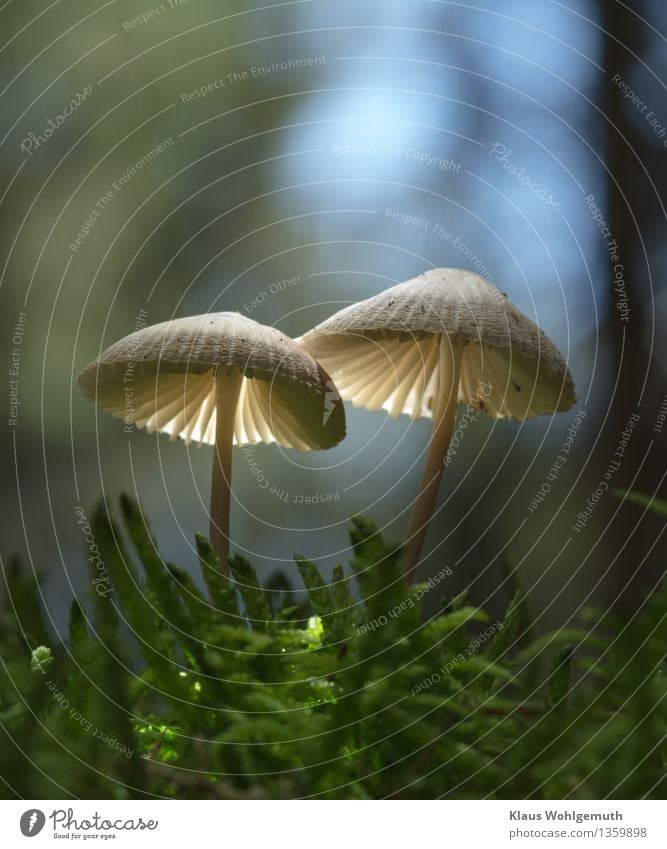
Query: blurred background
xmin=1 ymin=0 xmax=665 ymax=640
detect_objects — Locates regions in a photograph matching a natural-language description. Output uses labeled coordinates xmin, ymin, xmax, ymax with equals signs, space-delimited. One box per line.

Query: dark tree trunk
xmin=599 ymin=0 xmax=666 ymax=600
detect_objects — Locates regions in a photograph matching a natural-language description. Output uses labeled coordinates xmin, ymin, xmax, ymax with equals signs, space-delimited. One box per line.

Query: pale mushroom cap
xmin=78 ymin=312 xmax=346 ymax=450
xmin=300 ymin=268 xmax=576 ymax=421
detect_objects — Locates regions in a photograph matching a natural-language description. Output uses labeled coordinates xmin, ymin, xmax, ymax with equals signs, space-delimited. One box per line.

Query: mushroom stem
xmin=402 ymin=336 xmax=463 ymax=584
xmin=210 ymin=369 xmax=243 ymax=574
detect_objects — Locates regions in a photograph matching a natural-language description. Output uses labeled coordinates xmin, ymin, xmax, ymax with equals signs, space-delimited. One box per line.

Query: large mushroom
xmin=301 ymin=268 xmax=576 ymax=582
xmin=78 ymin=312 xmax=346 ymax=573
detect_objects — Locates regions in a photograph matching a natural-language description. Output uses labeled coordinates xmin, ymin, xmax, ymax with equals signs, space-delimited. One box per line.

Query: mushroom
xmin=78 ymin=312 xmax=346 ymax=573
xmin=300 ymin=268 xmax=576 ymax=582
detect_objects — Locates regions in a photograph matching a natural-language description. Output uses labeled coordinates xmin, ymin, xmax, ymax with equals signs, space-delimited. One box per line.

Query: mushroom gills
xmin=460 ymin=345 xmax=574 ymax=420
xmin=306 ymin=332 xmax=571 ymax=424
xmin=100 ymin=366 xmax=334 ymax=451
xmin=312 ymin=335 xmax=441 ymax=419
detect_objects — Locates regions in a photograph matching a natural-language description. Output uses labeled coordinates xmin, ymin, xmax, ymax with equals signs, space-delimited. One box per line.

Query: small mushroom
xmin=78 ymin=312 xmax=345 ymax=573
xmin=301 ymin=268 xmax=576 ymax=582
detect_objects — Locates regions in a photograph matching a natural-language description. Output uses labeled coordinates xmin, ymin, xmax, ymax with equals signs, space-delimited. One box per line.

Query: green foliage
xmin=1 ymin=495 xmax=666 ymax=799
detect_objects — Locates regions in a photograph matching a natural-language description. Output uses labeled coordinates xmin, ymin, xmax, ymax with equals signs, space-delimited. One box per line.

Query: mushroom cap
xmin=300 ymin=268 xmax=576 ymax=421
xmin=78 ymin=312 xmax=346 ymax=451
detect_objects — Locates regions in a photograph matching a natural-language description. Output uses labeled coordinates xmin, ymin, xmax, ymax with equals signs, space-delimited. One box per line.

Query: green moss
xmin=0 ymin=493 xmax=665 ymax=799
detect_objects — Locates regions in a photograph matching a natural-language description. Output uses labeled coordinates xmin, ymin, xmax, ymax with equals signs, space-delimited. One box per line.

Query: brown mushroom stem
xmin=210 ymin=369 xmax=243 ymax=574
xmin=402 ymin=336 xmax=464 ymax=583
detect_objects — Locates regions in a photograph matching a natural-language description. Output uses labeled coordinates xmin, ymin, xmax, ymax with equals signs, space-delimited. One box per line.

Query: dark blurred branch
xmin=601 ymin=2 xmax=646 ymax=409
xmin=599 ymin=0 xmax=666 ymax=595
